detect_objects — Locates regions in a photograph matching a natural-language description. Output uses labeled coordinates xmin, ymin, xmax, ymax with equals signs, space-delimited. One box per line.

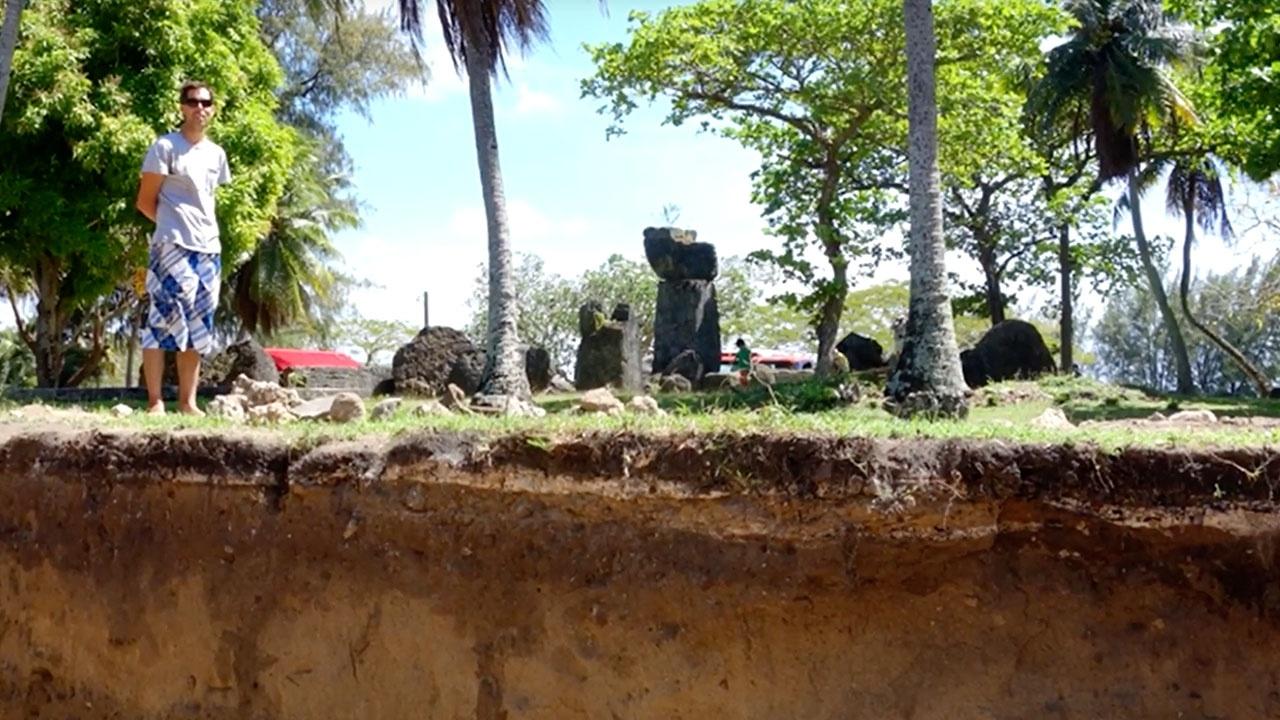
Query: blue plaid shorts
xmin=142 ymin=243 xmax=220 ymax=356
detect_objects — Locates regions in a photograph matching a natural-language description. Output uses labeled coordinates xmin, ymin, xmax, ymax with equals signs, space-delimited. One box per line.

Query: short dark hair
xmin=735 ymin=337 xmax=746 ymax=347
xmin=180 ymin=81 xmax=213 ymax=102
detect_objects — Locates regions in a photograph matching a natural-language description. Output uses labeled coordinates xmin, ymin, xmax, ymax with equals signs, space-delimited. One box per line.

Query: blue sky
xmin=333 ymin=0 xmax=1270 ymax=336
xmin=333 ymin=1 xmax=773 ymax=330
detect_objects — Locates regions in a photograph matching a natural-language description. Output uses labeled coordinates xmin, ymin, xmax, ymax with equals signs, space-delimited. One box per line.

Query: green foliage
xmin=841 ymin=281 xmax=989 ymax=350
xmin=227 ymin=136 xmax=358 ymax=336
xmin=0 ymin=0 xmax=295 ymax=384
xmin=585 ymin=0 xmax=1065 ymax=355
xmin=1092 ymin=253 xmax=1280 ymax=395
xmin=258 ymin=0 xmax=423 ymax=133
xmin=1169 ymin=0 xmax=1280 ymax=180
xmin=0 ymin=330 xmax=35 ymax=387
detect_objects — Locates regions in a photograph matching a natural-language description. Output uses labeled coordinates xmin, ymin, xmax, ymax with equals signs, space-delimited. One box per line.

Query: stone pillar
xmin=574 ymin=301 xmax=641 ymax=391
xmin=645 ymin=227 xmax=721 ymax=382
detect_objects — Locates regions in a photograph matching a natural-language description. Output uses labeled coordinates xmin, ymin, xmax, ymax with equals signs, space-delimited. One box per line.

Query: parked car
xmin=718 ymin=349 xmax=814 ymax=372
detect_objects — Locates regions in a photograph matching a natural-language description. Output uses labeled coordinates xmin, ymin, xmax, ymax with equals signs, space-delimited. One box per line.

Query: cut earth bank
xmin=2 ymin=428 xmax=1279 ymax=719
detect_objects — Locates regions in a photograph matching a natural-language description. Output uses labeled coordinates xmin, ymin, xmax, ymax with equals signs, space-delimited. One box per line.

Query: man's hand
xmin=135 ymin=172 xmax=163 ymax=222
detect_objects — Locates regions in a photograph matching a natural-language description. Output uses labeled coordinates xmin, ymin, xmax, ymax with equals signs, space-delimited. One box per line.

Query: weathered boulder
xmin=836 ymin=332 xmax=886 ymax=370
xmin=643 ymin=227 xmax=717 ymax=281
xmin=445 ymin=347 xmax=486 ymax=395
xmin=392 ymin=326 xmax=484 ymax=396
xmin=960 ymin=320 xmax=1056 ymax=388
xmin=575 ymin=302 xmax=642 ymax=391
xmin=328 ymin=393 xmax=366 ymax=423
xmin=653 ymin=280 xmax=720 ymax=381
xmin=211 ymin=338 xmax=279 ymax=386
xmin=579 ymin=387 xmax=625 ymax=415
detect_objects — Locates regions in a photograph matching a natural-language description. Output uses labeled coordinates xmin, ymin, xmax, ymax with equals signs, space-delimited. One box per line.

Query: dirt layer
xmin=1 ymin=429 xmax=1279 ymax=719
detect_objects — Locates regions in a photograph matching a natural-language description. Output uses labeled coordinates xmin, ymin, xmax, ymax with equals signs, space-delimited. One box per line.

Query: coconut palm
xmin=396 ymin=0 xmax=558 ymax=399
xmin=1032 ymin=0 xmax=1200 ymax=394
xmin=225 ymin=146 xmax=356 ymax=338
xmin=885 ymin=0 xmax=969 ymax=419
xmin=0 ymin=0 xmax=22 ymax=124
xmin=1165 ymin=157 xmax=1272 ymax=396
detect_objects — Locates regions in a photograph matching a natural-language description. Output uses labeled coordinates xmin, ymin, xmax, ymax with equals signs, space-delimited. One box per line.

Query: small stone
xmin=292 ymin=395 xmax=337 ymax=420
xmin=328 ymin=393 xmax=366 ymax=423
xmin=1029 ymin=407 xmax=1074 ymax=430
xmin=110 ymin=404 xmax=133 ymax=417
xmin=413 ymin=399 xmax=454 ymax=417
xmin=1147 ymin=411 xmax=1167 ymax=422
xmin=248 ymin=402 xmax=295 ymax=425
xmin=579 ymin=387 xmax=625 ymax=414
xmin=658 ymin=375 xmax=692 ymax=393
xmin=441 ymin=383 xmax=472 ymax=413
xmin=207 ymin=395 xmax=247 ymax=422
xmin=342 ymin=515 xmax=360 ymax=540
xmin=1167 ymin=409 xmax=1217 ymax=424
xmin=628 ymin=395 xmax=665 ymax=415
xmin=370 ymin=397 xmax=402 ymax=420
xmin=472 ymin=394 xmax=547 ymax=417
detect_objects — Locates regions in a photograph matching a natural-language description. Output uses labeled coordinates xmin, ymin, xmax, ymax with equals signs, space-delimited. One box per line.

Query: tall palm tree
xmin=885 ymin=0 xmax=969 ymax=419
xmin=1166 ymin=157 xmax=1272 ymax=396
xmin=396 ymin=0 xmax=550 ymax=399
xmin=1033 ymin=0 xmax=1199 ymax=394
xmin=0 ymin=0 xmax=22 ymax=124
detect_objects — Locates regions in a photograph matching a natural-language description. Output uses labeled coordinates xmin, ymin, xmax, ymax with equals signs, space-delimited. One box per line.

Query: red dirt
xmin=1 ymin=429 xmax=1279 ymax=719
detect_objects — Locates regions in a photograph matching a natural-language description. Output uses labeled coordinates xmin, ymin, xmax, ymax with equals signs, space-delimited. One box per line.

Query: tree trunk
xmin=32 ymin=257 xmax=65 ymax=388
xmin=1127 ymin=169 xmax=1194 ymax=395
xmin=813 ymin=162 xmax=848 ymax=378
xmin=1178 ymin=203 xmax=1272 ymax=397
xmin=813 ymin=253 xmax=848 ymax=377
xmin=885 ymin=0 xmax=968 ymax=418
xmin=978 ymin=246 xmax=1005 ymax=325
xmin=1057 ymin=222 xmax=1073 ymax=372
xmin=463 ymin=38 xmax=530 ymax=399
xmin=125 ymin=305 xmax=142 ymax=388
xmin=0 ymin=0 xmax=22 ymax=125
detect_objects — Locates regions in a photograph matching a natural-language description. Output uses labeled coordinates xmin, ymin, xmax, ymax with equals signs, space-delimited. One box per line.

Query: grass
xmin=23 ymin=374 xmax=1275 ymax=451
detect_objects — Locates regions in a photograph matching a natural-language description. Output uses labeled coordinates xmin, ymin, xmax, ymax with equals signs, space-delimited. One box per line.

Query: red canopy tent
xmin=263 ymin=348 xmax=361 ymax=371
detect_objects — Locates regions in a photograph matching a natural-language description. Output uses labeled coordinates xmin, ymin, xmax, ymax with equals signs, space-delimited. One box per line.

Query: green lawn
xmin=35 ymin=374 xmax=1277 ymax=450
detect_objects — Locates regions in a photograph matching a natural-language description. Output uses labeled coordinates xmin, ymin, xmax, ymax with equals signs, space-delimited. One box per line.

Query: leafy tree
xmin=885 ymin=0 xmax=968 ymax=418
xmin=0 ymin=0 xmax=21 ymax=124
xmin=332 ymin=316 xmax=417 ymax=365
xmin=1168 ymin=0 xmax=1280 ymax=180
xmin=586 ymin=0 xmax=1057 ymax=380
xmin=259 ymin=0 xmax=422 ymax=135
xmin=1034 ymin=0 xmax=1200 ymax=394
xmin=0 ymin=0 xmax=295 ymax=386
xmin=1093 ymin=254 xmax=1280 ymax=395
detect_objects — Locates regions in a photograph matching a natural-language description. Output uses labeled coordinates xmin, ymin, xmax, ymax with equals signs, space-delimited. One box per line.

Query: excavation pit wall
xmin=2 ymin=429 xmax=1280 ymax=719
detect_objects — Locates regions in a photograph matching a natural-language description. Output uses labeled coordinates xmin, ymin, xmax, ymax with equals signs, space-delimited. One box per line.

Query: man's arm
xmin=135 ymin=173 xmax=163 ymax=223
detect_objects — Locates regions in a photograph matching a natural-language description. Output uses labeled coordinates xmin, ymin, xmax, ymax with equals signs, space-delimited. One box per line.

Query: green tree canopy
xmin=585 ymin=0 xmax=1063 ymax=374
xmin=0 ymin=0 xmax=296 ymax=385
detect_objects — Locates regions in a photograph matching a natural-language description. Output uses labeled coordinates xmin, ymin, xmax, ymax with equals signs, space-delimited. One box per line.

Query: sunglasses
xmin=181 ymin=98 xmax=215 ymax=108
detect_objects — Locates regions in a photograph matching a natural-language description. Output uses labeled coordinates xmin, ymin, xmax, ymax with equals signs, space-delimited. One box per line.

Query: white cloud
xmin=513 ymin=83 xmax=561 ymax=116
xmin=339 ymin=199 xmax=594 ymax=329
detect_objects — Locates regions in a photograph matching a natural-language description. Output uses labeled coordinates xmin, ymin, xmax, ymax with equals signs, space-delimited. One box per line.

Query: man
xmin=134 ymin=81 xmax=231 ymax=415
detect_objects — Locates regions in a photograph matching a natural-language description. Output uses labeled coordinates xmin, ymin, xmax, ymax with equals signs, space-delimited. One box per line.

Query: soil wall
xmin=2 ymin=430 xmax=1279 ymax=719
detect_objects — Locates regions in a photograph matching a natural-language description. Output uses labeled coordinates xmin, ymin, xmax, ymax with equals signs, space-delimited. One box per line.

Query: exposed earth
xmin=1 ymin=424 xmax=1279 ymax=719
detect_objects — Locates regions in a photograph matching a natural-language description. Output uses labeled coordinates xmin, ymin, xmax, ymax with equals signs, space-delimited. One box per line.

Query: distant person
xmin=134 ymin=81 xmax=231 ymax=415
xmin=732 ymin=337 xmax=752 ymax=386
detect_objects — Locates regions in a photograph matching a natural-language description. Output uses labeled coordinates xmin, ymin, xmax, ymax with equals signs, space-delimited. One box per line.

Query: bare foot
xmin=146 ymin=403 xmax=166 ymax=415
xmin=178 ymin=404 xmax=205 ymax=417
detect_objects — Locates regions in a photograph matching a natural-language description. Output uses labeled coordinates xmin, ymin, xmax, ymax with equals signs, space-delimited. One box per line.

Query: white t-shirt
xmin=141 ymin=132 xmax=231 ymax=254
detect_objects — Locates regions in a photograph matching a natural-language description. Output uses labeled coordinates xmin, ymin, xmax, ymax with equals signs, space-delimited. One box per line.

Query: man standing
xmin=134 ymin=81 xmax=231 ymax=415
